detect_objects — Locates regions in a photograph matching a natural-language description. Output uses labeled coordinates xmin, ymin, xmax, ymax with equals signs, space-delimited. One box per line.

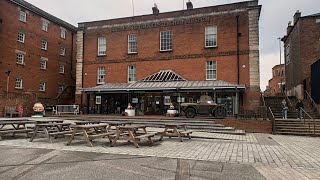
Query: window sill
xmin=41 ymin=49 xmax=48 ymax=51
xmin=16 ymin=63 xmax=25 ymax=66
xmin=40 ymin=68 xmax=47 ymax=71
xmin=59 ymin=72 xmax=65 ymax=74
xmin=17 ymin=41 xmax=25 ymax=44
xmin=205 ymin=46 xmax=217 ymax=49
xmin=39 ymin=90 xmax=46 ymax=93
xmin=97 ymin=83 xmax=105 ymax=85
xmin=128 ymin=52 xmax=138 ymax=55
xmin=15 ymin=87 xmax=23 ymax=90
xmin=206 ymin=79 xmax=217 ymax=81
xmin=159 ymin=49 xmax=172 ymax=52
xmin=97 ymin=54 xmax=107 ymax=57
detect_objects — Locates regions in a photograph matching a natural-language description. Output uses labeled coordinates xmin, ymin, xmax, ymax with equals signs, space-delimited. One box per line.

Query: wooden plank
xmin=175 ymin=159 xmax=190 ymax=180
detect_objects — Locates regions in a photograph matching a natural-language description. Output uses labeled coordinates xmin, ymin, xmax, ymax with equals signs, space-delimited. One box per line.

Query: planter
xmin=125 ymin=109 xmax=135 ymax=116
xmin=167 ymin=110 xmax=178 ymax=115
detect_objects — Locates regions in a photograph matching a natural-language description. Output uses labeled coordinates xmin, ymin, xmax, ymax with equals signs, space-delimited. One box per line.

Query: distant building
xmin=282 ymin=11 xmax=320 ymax=100
xmin=266 ymin=64 xmax=285 ymax=96
xmin=76 ymin=0 xmax=262 ymax=115
xmin=0 ymin=0 xmax=77 ymax=105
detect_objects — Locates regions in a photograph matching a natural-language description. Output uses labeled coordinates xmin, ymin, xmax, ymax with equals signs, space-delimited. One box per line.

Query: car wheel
xmin=185 ymin=108 xmax=196 ymax=118
xmin=214 ymin=107 xmax=226 ymax=119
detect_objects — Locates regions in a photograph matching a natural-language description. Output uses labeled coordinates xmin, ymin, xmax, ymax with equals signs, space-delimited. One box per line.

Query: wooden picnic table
xmin=110 ymin=125 xmax=156 ymax=148
xmin=101 ymin=121 xmax=133 ymax=131
xmin=159 ymin=123 xmax=192 ymax=142
xmin=31 ymin=119 xmax=65 ymax=124
xmin=29 ymin=122 xmax=72 ymax=143
xmin=0 ymin=121 xmax=35 ymax=140
xmin=67 ymin=124 xmax=114 ymax=147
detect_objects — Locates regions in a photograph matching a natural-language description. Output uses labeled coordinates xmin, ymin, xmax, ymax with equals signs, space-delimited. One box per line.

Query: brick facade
xmin=282 ymin=11 xmax=320 ymax=100
xmin=215 ymin=119 xmax=272 ymax=133
xmin=76 ymin=1 xmax=262 ymax=111
xmin=266 ymin=64 xmax=285 ymax=96
xmin=0 ymin=0 xmax=77 ymax=106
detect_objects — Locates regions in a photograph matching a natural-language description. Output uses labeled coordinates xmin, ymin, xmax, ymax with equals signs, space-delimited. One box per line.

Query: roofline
xmin=9 ymin=0 xmax=77 ymax=32
xmin=78 ymin=0 xmax=259 ymax=26
xmin=82 ymin=86 xmax=246 ymax=92
xmin=282 ymin=11 xmax=320 ymax=42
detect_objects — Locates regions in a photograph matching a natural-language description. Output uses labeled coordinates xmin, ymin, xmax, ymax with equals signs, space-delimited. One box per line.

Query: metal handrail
xmin=268 ymin=107 xmax=275 ymax=133
xmin=300 ymin=107 xmax=315 ymax=135
xmin=305 ymin=90 xmax=319 ymax=113
xmin=262 ymin=95 xmax=266 ymax=107
xmin=284 ymin=93 xmax=293 ymax=109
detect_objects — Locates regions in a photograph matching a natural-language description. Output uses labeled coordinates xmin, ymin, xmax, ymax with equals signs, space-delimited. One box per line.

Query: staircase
xmin=265 ymin=96 xmax=320 ymax=136
xmin=274 ymin=118 xmax=320 ymax=136
xmin=264 ymin=96 xmax=319 ymax=119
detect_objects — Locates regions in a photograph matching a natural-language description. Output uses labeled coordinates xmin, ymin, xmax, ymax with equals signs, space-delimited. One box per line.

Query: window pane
xmin=160 ymin=31 xmax=172 ymax=51
xmin=206 ymin=61 xmax=217 ymax=80
xmin=205 ymin=26 xmax=217 ymax=47
xmin=98 ymin=37 xmax=107 ymax=55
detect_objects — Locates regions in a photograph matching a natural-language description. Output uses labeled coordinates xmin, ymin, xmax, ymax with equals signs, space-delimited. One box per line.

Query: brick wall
xmin=215 ymin=119 xmax=272 ymax=133
xmin=77 ymin=1 xmax=261 ymax=109
xmin=0 ymin=92 xmax=37 ymax=117
xmin=0 ymin=0 xmax=76 ymax=104
xmin=268 ymin=64 xmax=285 ymax=96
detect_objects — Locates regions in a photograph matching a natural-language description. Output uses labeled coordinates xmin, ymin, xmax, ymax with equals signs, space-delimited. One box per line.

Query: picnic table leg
xmin=183 ymin=125 xmax=191 ymax=139
xmin=159 ymin=127 xmax=168 ymax=141
xmin=43 ymin=128 xmax=52 ymax=143
xmin=128 ymin=130 xmax=139 ymax=148
xmin=29 ymin=126 xmax=40 ymax=142
xmin=82 ymin=129 xmax=93 ymax=147
xmin=67 ymin=128 xmax=77 ymax=146
xmin=110 ymin=128 xmax=120 ymax=147
xmin=174 ymin=127 xmax=183 ymax=142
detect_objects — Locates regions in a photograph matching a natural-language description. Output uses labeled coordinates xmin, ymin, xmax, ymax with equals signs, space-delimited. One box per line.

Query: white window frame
xmin=40 ymin=57 xmax=48 ymax=70
xmin=97 ymin=37 xmax=107 ymax=56
xmin=19 ymin=10 xmax=26 ymax=22
xmin=205 ymin=26 xmax=217 ymax=48
xmin=128 ymin=34 xmax=137 ymax=54
xmin=15 ymin=77 xmax=23 ymax=89
xmin=59 ymin=64 xmax=65 ymax=74
xmin=128 ymin=65 xmax=136 ymax=83
xmin=42 ymin=20 xmax=49 ymax=32
xmin=17 ymin=31 xmax=25 ymax=43
xmin=41 ymin=40 xmax=48 ymax=50
xmin=60 ymin=47 xmax=66 ymax=56
xmin=160 ymin=31 xmax=172 ymax=51
xmin=97 ymin=66 xmax=106 ymax=84
xmin=39 ymin=82 xmax=46 ymax=92
xmin=16 ymin=53 xmax=25 ymax=65
xmin=60 ymin=28 xmax=66 ymax=39
xmin=206 ymin=61 xmax=217 ymax=80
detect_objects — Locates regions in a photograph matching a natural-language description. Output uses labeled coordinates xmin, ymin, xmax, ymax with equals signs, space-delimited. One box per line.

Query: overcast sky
xmin=26 ymin=0 xmax=320 ymax=91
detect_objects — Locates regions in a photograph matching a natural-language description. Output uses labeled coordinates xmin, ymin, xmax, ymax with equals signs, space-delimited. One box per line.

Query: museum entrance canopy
xmin=82 ymin=70 xmax=245 ymax=93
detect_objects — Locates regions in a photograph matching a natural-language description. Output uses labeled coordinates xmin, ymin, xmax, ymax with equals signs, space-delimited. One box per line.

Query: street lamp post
xmin=5 ymin=70 xmax=11 ymax=97
xmin=278 ymin=37 xmax=283 ymax=94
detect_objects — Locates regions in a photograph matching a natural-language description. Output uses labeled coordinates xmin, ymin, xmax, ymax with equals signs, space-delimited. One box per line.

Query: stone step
xmin=274 ymin=131 xmax=320 ymax=136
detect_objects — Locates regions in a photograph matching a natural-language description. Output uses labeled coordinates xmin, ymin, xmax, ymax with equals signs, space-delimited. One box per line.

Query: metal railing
xmin=284 ymin=93 xmax=293 ymax=110
xmin=299 ymin=107 xmax=316 ymax=135
xmin=305 ymin=90 xmax=319 ymax=114
xmin=268 ymin=107 xmax=276 ymax=133
xmin=55 ymin=105 xmax=79 ymax=115
xmin=262 ymin=95 xmax=266 ymax=107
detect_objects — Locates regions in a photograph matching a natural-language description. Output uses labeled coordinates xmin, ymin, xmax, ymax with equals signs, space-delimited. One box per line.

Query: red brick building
xmin=282 ymin=11 xmax=320 ymax=101
xmin=266 ymin=64 xmax=285 ymax=96
xmin=0 ymin=0 xmax=77 ymax=106
xmin=76 ymin=1 xmax=261 ymax=116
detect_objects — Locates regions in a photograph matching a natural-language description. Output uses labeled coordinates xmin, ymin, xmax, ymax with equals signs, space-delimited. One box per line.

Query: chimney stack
xmin=293 ymin=10 xmax=301 ymax=24
xmin=186 ymin=0 xmax=193 ymax=10
xmin=287 ymin=21 xmax=293 ymax=35
xmin=152 ymin=3 xmax=159 ymax=15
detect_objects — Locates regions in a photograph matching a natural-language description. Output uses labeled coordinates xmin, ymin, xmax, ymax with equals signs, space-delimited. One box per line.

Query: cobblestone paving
xmin=0 ymin=132 xmax=320 ymax=179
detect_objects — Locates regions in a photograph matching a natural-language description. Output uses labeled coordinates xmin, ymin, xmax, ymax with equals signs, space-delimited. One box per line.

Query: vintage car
xmin=181 ymin=95 xmax=226 ymax=119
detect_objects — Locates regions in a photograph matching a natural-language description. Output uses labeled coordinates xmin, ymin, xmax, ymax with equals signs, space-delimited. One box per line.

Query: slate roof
xmin=83 ymin=80 xmax=245 ymax=92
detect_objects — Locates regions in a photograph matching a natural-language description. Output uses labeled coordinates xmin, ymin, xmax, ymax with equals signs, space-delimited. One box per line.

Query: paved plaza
xmin=0 ymin=130 xmax=320 ymax=179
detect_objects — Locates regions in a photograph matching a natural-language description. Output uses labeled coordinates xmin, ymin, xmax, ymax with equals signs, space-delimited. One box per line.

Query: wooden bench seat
xmin=88 ymin=132 xmax=115 ymax=139
xmin=178 ymin=130 xmax=193 ymax=134
xmin=135 ymin=133 xmax=156 ymax=139
xmin=49 ymin=131 xmax=74 ymax=136
xmin=0 ymin=129 xmax=33 ymax=134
